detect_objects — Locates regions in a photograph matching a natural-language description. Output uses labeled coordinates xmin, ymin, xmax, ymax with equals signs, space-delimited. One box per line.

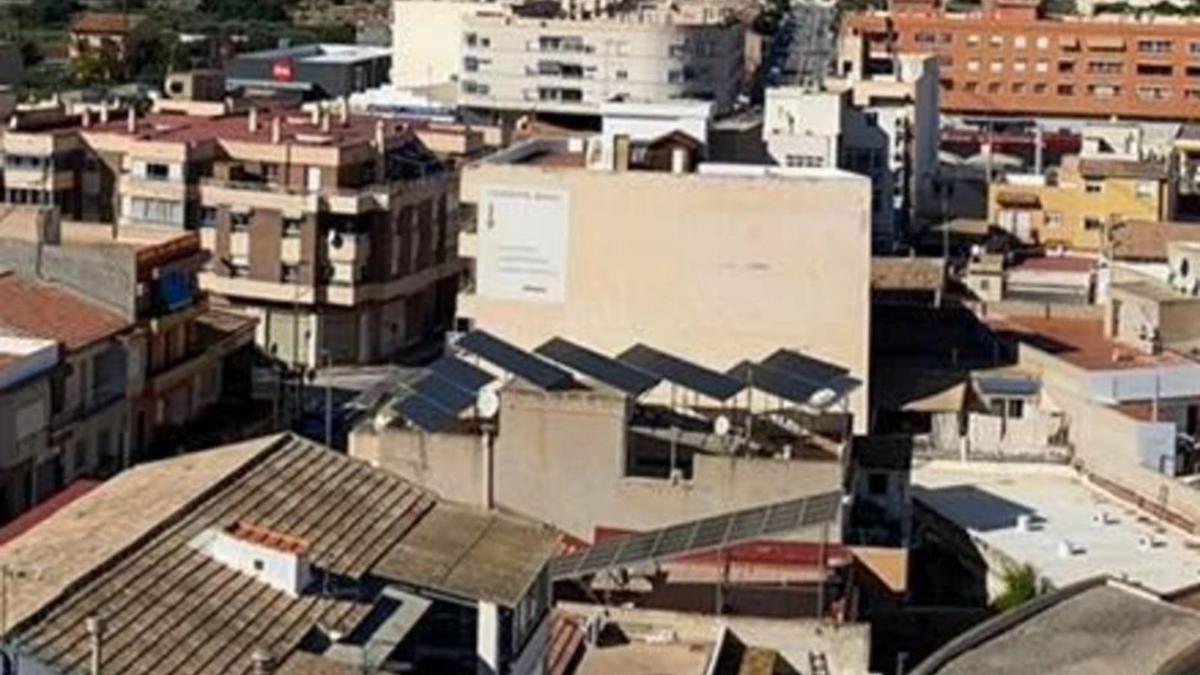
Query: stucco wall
xmin=460 ymin=163 xmax=872 ymax=432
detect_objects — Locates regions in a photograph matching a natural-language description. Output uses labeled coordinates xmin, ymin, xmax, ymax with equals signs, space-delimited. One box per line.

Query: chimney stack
xmin=271 ymin=116 xmax=282 ymax=144
xmin=248 ymin=107 xmax=259 ymax=133
xmin=613 ymin=134 xmax=631 ymax=171
xmin=126 ymin=107 xmax=136 ymax=134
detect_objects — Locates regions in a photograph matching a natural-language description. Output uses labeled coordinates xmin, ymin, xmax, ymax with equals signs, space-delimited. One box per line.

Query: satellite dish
xmin=809 ymin=388 xmax=838 ymax=409
xmin=713 ymin=415 xmax=731 ymax=437
xmin=476 ymin=387 xmax=500 ymax=418
xmin=372 ymin=408 xmax=396 ymax=433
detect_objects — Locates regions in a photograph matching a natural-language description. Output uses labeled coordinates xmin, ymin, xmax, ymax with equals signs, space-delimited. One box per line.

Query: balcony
xmin=199 ymin=178 xmax=319 ymax=215
xmin=119 ymin=174 xmax=188 ymax=201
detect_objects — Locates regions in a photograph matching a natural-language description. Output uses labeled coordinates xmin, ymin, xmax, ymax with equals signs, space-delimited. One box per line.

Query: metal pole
xmin=324 ymin=351 xmax=333 ymax=447
xmin=816 ymin=520 xmax=828 ymax=620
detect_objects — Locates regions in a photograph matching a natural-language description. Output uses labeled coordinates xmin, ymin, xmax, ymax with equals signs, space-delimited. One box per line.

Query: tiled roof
xmin=69 ymin=12 xmax=145 ymax=34
xmin=871 ymin=257 xmax=945 ymax=291
xmin=0 ymin=272 xmax=128 ymax=351
xmin=1110 ymin=220 xmax=1200 ymax=261
xmin=1078 ymin=157 xmax=1168 ymax=181
xmin=9 ymin=435 xmax=438 ymax=675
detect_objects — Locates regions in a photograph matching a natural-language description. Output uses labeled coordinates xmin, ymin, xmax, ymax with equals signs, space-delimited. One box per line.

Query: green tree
xmin=993 ymin=563 xmax=1040 ymax=612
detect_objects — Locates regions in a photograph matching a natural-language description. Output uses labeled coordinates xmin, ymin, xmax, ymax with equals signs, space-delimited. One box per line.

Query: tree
xmin=993 ymin=563 xmax=1039 ymax=612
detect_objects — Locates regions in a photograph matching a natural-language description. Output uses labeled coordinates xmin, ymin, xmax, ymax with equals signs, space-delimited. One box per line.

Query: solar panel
xmin=409 ymin=372 xmax=476 ymax=413
xmin=974 ymin=374 xmax=1039 ymax=397
xmin=456 ymin=330 xmax=575 ymax=390
xmin=535 ymin=337 xmax=660 ymax=396
xmin=762 ymin=349 xmax=849 ymax=385
xmin=549 ymin=490 xmax=843 ymax=579
xmin=428 ymin=355 xmax=495 ymax=392
xmin=727 ymin=361 xmax=822 ymax=406
xmin=390 ymin=391 xmax=458 ymax=433
xmin=617 ymin=344 xmax=744 ymax=401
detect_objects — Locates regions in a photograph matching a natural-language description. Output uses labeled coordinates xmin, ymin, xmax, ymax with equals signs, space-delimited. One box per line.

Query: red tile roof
xmin=0 ymin=273 xmax=129 ymax=351
xmin=70 ymin=12 xmax=145 ymax=35
xmin=1011 ymin=255 xmax=1096 ymax=273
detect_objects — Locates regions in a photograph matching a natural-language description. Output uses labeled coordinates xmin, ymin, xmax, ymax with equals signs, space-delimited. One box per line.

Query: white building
xmin=392 ymin=0 xmax=745 ymax=116
xmin=763 ymin=54 xmax=939 ymax=247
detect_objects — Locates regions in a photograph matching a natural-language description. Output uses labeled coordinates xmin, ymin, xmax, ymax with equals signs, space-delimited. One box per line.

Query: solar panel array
xmin=536 ymin=337 xmax=661 ymax=397
xmin=618 ymin=344 xmax=745 ymax=401
xmin=456 ymin=330 xmax=576 ymax=390
xmin=549 ymin=490 xmax=843 ymax=579
xmin=749 ymin=349 xmax=863 ymax=404
xmin=387 ymin=356 xmax=495 ymax=432
xmin=727 ymin=361 xmax=827 ymax=406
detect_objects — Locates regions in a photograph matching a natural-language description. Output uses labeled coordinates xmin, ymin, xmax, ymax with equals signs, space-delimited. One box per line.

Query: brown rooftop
xmin=1077 ymin=157 xmax=1168 ymax=181
xmin=81 ymin=109 xmax=414 ymax=151
xmin=1110 ymin=220 xmax=1200 ymax=261
xmin=872 ymin=256 xmax=945 ymax=291
xmin=226 ymin=522 xmax=311 ymax=556
xmin=0 ymin=272 xmax=128 ymax=351
xmin=69 ymin=11 xmax=145 ymax=34
xmin=994 ymin=317 xmax=1192 ymax=371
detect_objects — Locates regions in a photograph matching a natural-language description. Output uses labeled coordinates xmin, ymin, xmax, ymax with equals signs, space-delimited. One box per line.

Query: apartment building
xmin=393 ymin=0 xmax=745 ymax=115
xmin=841 ymin=0 xmax=1200 ymax=121
xmin=456 ymin=109 xmax=873 ymax=429
xmin=0 ymin=102 xmax=463 ymax=368
xmin=0 ymin=207 xmax=259 ymax=458
xmin=988 ymin=154 xmax=1173 ymax=250
xmin=0 ymin=272 xmax=132 ymax=523
xmin=763 ymin=54 xmax=940 ymax=245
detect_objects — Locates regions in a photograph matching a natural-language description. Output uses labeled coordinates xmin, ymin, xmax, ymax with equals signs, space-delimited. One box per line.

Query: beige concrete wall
xmin=352 ymin=385 xmax=845 ymax=539
xmin=460 ymin=163 xmax=872 ymax=432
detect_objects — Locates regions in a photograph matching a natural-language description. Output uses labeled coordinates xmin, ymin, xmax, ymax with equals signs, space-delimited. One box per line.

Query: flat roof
xmin=913 ymin=463 xmax=1200 ymax=594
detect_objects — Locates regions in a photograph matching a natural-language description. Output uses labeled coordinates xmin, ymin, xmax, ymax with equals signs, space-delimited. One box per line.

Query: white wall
xmin=392 ymin=0 xmax=478 ymax=87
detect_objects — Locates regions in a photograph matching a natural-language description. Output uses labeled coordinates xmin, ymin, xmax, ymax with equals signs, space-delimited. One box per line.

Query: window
xmin=1088 ymin=84 xmax=1120 ymax=98
xmin=965 ymin=81 xmax=979 ymax=92
xmin=1045 ymin=211 xmax=1063 ymax=227
xmin=967 ymin=59 xmax=981 ymax=72
xmin=615 ymin=69 xmax=628 ymax=80
xmin=1085 ymin=216 xmax=1105 ymax=230
xmin=1012 ymin=82 xmax=1025 ymax=94
xmin=786 ymin=154 xmax=825 ymax=168
xmin=939 ymin=33 xmax=953 ymax=44
xmin=128 ymin=198 xmax=183 ymax=226
xmin=281 ymin=264 xmax=302 ymax=283
xmin=915 ymin=31 xmax=936 ymax=44
xmin=1057 ymin=83 xmax=1075 ymax=96
xmin=283 ymin=216 xmax=303 ymax=237
xmin=1087 ymin=61 xmax=1123 ymax=74
xmin=1033 ymin=82 xmax=1048 ymax=94
xmin=145 ymin=162 xmax=170 ymax=181
xmin=1136 ymin=63 xmax=1173 ymax=76
xmin=1085 ymin=180 xmax=1103 ymax=193
xmin=1007 ymin=399 xmax=1025 ymax=419
xmin=1191 ymin=41 xmax=1200 ymax=55
xmin=987 ymin=82 xmax=1002 ymax=93
xmin=990 ymin=35 xmax=1003 ymax=48
xmin=463 ymin=56 xmax=479 ymax=72
xmin=1036 ymin=36 xmax=1049 ymax=49
xmin=1136 ymin=180 xmax=1157 ymax=199
xmin=465 ymin=32 xmax=477 ymax=47
xmin=990 ymin=60 xmax=1004 ymax=73
xmin=1058 ymin=60 xmax=1075 ymax=73
xmin=1035 ymin=59 xmax=1049 ymax=73
xmin=1014 ymin=35 xmax=1027 ymax=49
xmin=1138 ymin=39 xmax=1172 ymax=54
xmin=967 ymin=34 xmax=981 ymax=47
xmin=231 ymin=210 xmax=252 ymax=231
xmin=1138 ymin=86 xmax=1172 ymax=101
xmin=198 ymin=206 xmax=217 ymax=228
xmin=1013 ymin=59 xmax=1027 ymax=72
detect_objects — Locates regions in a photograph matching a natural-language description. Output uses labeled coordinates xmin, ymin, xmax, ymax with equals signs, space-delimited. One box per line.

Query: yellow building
xmin=988 ymin=155 xmax=1172 ymax=252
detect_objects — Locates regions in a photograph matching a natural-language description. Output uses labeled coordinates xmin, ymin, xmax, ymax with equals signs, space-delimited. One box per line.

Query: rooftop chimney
xmin=613 ymin=134 xmax=631 ymax=172
xmin=197 ymin=522 xmax=312 ymax=597
xmin=86 ymin=616 xmax=103 ymax=675
xmin=251 ymin=649 xmax=275 ymax=675
xmin=248 ymin=107 xmax=259 ymax=133
xmin=271 ymin=116 xmax=282 ymax=144
xmin=126 ymin=107 xmax=136 ymax=134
